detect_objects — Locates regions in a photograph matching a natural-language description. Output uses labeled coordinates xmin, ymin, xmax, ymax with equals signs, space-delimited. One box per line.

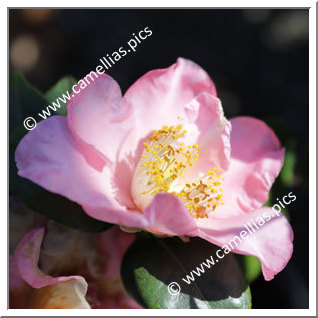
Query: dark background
xmin=9 ymin=9 xmax=309 ymax=309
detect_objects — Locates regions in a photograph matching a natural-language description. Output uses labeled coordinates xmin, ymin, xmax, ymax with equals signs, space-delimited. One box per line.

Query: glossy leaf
xmin=121 ymin=234 xmax=252 ymax=309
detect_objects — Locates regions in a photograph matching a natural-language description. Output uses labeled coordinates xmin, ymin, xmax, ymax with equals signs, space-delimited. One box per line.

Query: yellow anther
xmin=135 ymin=124 xmax=225 ymax=219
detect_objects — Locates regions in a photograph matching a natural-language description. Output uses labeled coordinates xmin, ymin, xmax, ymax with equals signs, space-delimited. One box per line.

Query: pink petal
xmin=82 ymin=203 xmax=148 ymax=229
xmin=144 ymin=193 xmax=198 ymax=236
xmin=124 ymin=58 xmax=216 ymax=138
xmin=11 ymin=228 xmax=90 ymax=308
xmin=214 ymin=116 xmax=285 ymax=218
xmin=63 ymin=59 xmax=219 ymax=212
xmin=30 ymin=222 xmax=141 ymax=309
xmin=15 ymin=116 xmax=124 ymax=210
xmin=180 ymin=92 xmax=231 ymax=182
xmin=115 ymin=59 xmax=219 ymax=208
xmin=14 ymin=228 xmax=84 ymax=288
xmin=16 ymin=116 xmax=150 ymax=228
xmin=82 ymin=193 xmax=199 ymax=234
xmin=67 ymin=73 xmax=135 ymax=165
xmin=197 ymin=207 xmax=293 ymax=280
xmin=83 ymin=193 xmax=199 ymax=236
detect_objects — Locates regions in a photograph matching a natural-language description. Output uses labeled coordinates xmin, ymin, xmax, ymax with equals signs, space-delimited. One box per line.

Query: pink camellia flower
xmin=15 ymin=58 xmax=293 ymax=281
xmin=9 ymin=223 xmax=141 ymax=309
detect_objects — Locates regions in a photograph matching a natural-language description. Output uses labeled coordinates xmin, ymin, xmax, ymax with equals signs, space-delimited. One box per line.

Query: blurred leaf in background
xmin=44 ymin=76 xmax=77 ymax=116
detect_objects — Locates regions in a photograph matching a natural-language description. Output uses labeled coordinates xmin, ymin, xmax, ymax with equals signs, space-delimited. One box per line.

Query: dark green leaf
xmin=121 ymin=235 xmax=252 ymax=309
xmin=9 ymin=71 xmax=48 ymax=134
xmin=44 ymin=76 xmax=77 ymax=116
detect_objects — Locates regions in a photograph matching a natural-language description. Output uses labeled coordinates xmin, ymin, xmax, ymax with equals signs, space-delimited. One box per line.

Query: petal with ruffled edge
xmin=67 ymin=59 xmax=220 ymax=207
xmin=33 ymin=222 xmax=141 ymax=309
xmin=179 ymin=93 xmax=231 ymax=182
xmin=67 ymin=73 xmax=135 ymax=166
xmin=66 ymin=58 xmax=216 ymax=170
xmin=124 ymin=58 xmax=217 ymax=133
xmin=213 ymin=117 xmax=285 ymax=218
xmin=116 ymin=60 xmax=225 ymax=208
xmin=196 ymin=207 xmax=293 ymax=281
xmin=121 ymin=58 xmax=218 ymax=159
xmin=12 ymin=228 xmax=90 ymax=308
xmin=15 ymin=116 xmax=116 ymax=208
xmin=15 ymin=116 xmax=150 ymax=227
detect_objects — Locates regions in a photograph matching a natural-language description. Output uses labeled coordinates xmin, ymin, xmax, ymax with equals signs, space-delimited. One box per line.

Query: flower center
xmin=131 ymin=125 xmax=224 ymax=218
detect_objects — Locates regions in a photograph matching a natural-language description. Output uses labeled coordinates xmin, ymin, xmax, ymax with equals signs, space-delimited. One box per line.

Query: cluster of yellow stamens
xmin=131 ymin=125 xmax=224 ymax=219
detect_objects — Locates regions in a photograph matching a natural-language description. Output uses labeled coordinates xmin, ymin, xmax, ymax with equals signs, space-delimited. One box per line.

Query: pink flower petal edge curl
xmin=10 ymin=226 xmax=142 ymax=309
xmin=15 ymin=57 xmax=293 ymax=281
xmin=10 ymin=228 xmax=90 ymax=308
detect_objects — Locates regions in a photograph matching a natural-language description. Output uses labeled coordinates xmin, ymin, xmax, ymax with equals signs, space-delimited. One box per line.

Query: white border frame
xmin=3 ymin=1 xmax=316 ymax=316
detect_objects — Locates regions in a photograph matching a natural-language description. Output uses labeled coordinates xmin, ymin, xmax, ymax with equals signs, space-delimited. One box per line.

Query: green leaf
xmin=9 ymin=73 xmax=112 ymax=232
xmin=9 ymin=71 xmax=48 ymax=134
xmin=44 ymin=76 xmax=77 ymax=116
xmin=236 ymin=255 xmax=262 ymax=284
xmin=280 ymin=143 xmax=297 ymax=186
xmin=121 ymin=235 xmax=252 ymax=309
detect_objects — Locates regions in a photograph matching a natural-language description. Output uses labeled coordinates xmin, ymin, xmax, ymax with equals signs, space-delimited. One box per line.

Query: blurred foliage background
xmin=9 ymin=8 xmax=309 ymax=308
